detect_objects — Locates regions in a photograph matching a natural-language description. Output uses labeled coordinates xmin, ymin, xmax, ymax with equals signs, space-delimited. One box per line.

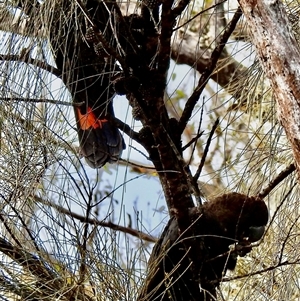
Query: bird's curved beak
xmin=248 ymin=225 xmax=266 ymax=242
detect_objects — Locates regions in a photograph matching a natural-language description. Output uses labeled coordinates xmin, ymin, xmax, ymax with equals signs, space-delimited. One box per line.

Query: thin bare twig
xmin=0 ymin=97 xmax=76 ymax=106
xmin=0 ymin=54 xmax=61 ymax=78
xmin=258 ymin=163 xmax=296 ymax=199
xmin=34 ymin=196 xmax=157 ymax=243
xmin=0 ymin=237 xmax=63 ymax=289
xmin=182 ymin=131 xmax=204 ymax=151
xmin=119 ymin=158 xmax=156 ymax=171
xmin=178 ymin=7 xmax=243 ymax=133
xmin=219 ymin=258 xmax=300 ymax=283
xmin=173 ymin=0 xmax=227 ymax=30
xmin=171 ymin=0 xmax=192 ymax=19
xmin=262 ymin=184 xmax=296 ymax=241
xmin=193 ymin=118 xmax=219 ymax=181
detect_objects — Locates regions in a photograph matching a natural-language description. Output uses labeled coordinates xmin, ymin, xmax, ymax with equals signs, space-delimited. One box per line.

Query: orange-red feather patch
xmin=76 ymin=107 xmax=108 ymax=130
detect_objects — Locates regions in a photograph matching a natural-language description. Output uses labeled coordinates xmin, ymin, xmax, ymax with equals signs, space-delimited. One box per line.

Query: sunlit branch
xmin=119 ymin=158 xmax=156 ymax=174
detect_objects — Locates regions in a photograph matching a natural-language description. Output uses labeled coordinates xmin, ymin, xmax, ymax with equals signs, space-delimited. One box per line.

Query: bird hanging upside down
xmin=74 ymin=102 xmax=125 ymax=168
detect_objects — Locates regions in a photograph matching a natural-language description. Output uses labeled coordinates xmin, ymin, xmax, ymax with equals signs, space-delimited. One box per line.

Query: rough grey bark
xmin=238 ymin=0 xmax=300 ymax=175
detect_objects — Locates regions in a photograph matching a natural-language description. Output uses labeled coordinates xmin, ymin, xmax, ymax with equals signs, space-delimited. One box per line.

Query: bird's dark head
xmin=202 ymin=193 xmax=268 ymax=271
xmin=204 ymin=192 xmax=269 ymax=243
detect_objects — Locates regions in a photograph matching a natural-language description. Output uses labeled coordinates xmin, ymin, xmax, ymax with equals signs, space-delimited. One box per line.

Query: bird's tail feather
xmin=75 ymin=106 xmax=125 ymax=168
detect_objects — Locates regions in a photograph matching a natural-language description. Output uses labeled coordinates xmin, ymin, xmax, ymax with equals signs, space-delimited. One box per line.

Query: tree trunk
xmin=238 ymin=0 xmax=300 ymax=175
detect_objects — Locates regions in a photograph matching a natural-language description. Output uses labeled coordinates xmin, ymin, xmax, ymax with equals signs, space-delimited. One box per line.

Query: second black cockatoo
xmin=138 ymin=193 xmax=269 ymax=301
xmin=74 ymin=101 xmax=125 ymax=169
xmin=46 ymin=0 xmax=126 ymax=169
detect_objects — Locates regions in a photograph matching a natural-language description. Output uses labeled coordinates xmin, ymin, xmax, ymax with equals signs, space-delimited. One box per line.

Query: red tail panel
xmin=75 ymin=106 xmax=125 ymax=168
xmin=76 ymin=107 xmax=108 ymax=130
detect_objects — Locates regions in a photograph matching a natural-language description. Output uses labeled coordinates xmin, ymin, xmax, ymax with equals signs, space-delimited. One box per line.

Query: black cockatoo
xmin=72 ymin=8 xmax=125 ymax=168
xmin=74 ymin=101 xmax=125 ymax=169
xmin=46 ymin=0 xmax=126 ymax=169
xmin=75 ymin=103 xmax=125 ymax=168
xmin=138 ymin=193 xmax=269 ymax=301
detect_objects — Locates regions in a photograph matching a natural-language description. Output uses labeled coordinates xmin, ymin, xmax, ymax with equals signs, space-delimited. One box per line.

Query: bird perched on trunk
xmin=138 ymin=192 xmax=269 ymax=301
